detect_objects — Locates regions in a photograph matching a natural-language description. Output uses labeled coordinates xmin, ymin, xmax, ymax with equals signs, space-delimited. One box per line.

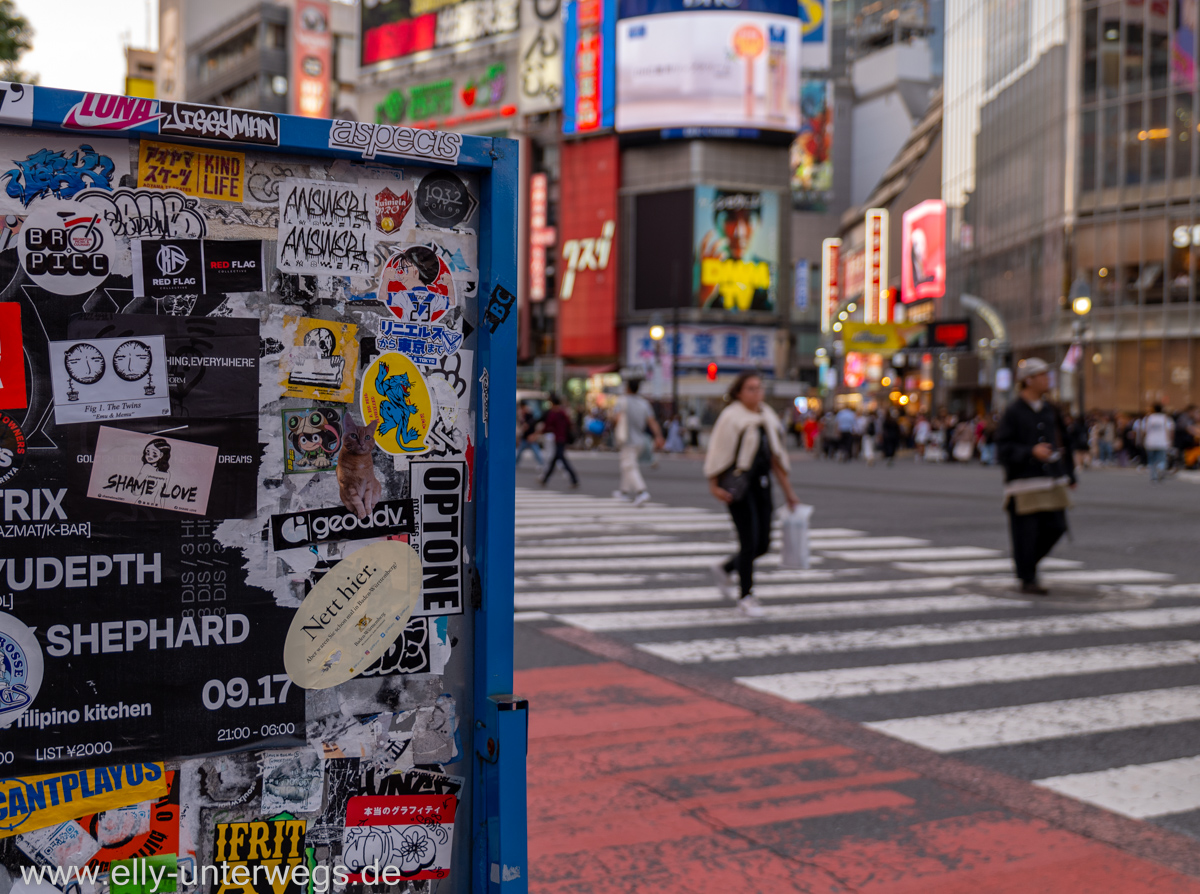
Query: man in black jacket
xmin=995 ymin=358 xmax=1076 ymax=595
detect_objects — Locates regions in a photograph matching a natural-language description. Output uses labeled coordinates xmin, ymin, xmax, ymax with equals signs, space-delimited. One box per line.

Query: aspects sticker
xmin=137 ymin=140 xmax=244 ymax=202
xmin=47 ymin=336 xmax=170 ymax=424
xmin=327 ymin=119 xmax=462 ymax=165
xmin=0 ymin=304 xmax=27 ymax=410
xmin=281 ymin=317 xmax=359 ymax=404
xmin=18 ymin=201 xmax=116 ymax=295
xmin=415 ymin=171 xmax=477 ymax=229
xmin=0 ymin=611 xmax=44 ymax=732
xmin=0 ymin=413 xmax=25 ymax=485
xmin=86 ymin=426 xmax=219 ymax=516
xmin=282 ymin=407 xmax=343 ymax=474
xmin=283 ymin=540 xmax=422 ymax=689
xmin=360 ymin=353 xmax=437 ymax=455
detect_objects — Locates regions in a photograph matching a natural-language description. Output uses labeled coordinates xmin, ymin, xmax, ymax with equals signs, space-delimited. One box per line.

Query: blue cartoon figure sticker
xmin=360 ymin=353 xmax=437 ymax=455
xmin=0 ymin=612 xmax=44 ymax=729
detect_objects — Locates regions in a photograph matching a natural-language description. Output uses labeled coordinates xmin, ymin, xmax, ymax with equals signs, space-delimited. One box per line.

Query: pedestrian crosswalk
xmin=514 ymin=486 xmax=1200 ymax=836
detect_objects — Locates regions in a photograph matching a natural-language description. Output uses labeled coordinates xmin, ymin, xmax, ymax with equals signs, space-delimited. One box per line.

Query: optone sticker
xmin=360 ymin=353 xmax=437 ymax=455
xmin=283 ymin=540 xmax=422 ymax=689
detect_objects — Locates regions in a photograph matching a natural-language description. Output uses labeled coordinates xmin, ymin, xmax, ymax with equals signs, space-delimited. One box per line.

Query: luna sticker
xmin=0 ymin=612 xmax=44 ymax=730
xmin=281 ymin=317 xmax=359 ymax=404
xmin=360 ymin=353 xmax=437 ymax=455
xmin=86 ymin=426 xmax=218 ymax=515
xmin=283 ymin=407 xmax=343 ymax=474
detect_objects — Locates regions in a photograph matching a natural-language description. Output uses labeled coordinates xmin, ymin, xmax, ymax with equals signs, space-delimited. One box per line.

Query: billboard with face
xmin=615 ymin=0 xmax=800 ymax=134
xmin=694 ymin=186 xmax=779 ymax=313
xmin=901 ymin=199 xmax=946 ymax=303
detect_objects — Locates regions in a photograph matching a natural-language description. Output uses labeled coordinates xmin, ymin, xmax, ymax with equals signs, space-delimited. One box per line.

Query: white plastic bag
xmin=780 ymin=504 xmax=814 ymax=569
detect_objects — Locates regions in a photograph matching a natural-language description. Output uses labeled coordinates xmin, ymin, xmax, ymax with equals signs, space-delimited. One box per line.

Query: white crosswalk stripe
xmin=513 ymin=487 xmax=1200 ymax=826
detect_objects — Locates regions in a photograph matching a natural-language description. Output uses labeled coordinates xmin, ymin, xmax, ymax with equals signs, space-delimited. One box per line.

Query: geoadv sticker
xmin=360 ymin=353 xmax=437 ymax=455
xmin=0 ymin=611 xmax=43 ymax=731
xmin=283 ymin=541 xmax=422 ymax=690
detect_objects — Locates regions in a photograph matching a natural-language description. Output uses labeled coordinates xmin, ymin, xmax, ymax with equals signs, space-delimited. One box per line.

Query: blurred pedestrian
xmin=995 ymin=358 xmax=1075 ymax=595
xmin=705 ymin=372 xmax=799 ymax=617
xmin=686 ymin=411 xmax=702 ymax=449
xmin=539 ymin=394 xmax=579 ymax=488
xmin=881 ymin=411 xmax=901 ymax=465
xmin=613 ymin=379 xmax=663 ymax=504
xmin=836 ymin=405 xmax=856 ymax=461
xmin=1143 ymin=403 xmax=1174 ymax=483
xmin=665 ymin=415 xmax=686 ymax=453
xmin=515 ymin=405 xmax=544 ymax=470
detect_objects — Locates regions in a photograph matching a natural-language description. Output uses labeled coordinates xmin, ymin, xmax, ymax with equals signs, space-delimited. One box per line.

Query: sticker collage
xmin=0 ymin=89 xmax=483 ymax=892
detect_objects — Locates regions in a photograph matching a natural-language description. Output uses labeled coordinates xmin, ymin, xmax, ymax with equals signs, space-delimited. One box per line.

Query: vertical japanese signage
xmin=563 ymin=0 xmax=616 ymax=134
xmin=901 ymin=199 xmax=946 ymax=303
xmin=528 ymin=173 xmax=555 ymax=301
xmin=557 ymin=137 xmax=619 ymax=358
xmin=520 ymin=0 xmax=565 ymax=114
xmin=292 ymin=0 xmax=333 ymax=118
xmin=864 ymin=208 xmax=888 ymax=324
xmin=799 ymin=0 xmax=829 ymax=71
xmin=820 ymin=237 xmax=840 ymax=333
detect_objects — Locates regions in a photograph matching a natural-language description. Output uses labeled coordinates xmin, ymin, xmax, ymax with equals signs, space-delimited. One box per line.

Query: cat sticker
xmin=282 ymin=407 xmax=343 ymax=474
xmin=281 ymin=317 xmax=359 ymax=404
xmin=359 ymin=353 xmax=437 ymax=456
xmin=338 ymin=414 xmax=383 ymax=519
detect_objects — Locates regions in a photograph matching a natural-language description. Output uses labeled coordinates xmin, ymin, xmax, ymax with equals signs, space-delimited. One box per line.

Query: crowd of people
xmin=788 ymin=403 xmax=1200 ymax=479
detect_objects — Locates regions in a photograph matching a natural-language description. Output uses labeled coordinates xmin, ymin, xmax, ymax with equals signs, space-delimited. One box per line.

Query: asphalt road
xmin=515 ymin=448 xmax=1200 ymax=839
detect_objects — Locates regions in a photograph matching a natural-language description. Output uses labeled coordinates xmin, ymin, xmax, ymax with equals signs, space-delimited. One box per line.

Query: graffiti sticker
xmin=360 ymin=353 xmax=437 ymax=455
xmin=4 ymin=145 xmax=117 ymax=207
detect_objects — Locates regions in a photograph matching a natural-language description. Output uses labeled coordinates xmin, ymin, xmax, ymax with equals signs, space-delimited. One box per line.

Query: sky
xmin=20 ymin=0 xmax=157 ymax=94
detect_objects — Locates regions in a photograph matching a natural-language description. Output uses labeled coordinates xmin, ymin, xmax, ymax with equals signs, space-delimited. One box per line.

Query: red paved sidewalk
xmin=519 ymin=661 xmax=1200 ymax=893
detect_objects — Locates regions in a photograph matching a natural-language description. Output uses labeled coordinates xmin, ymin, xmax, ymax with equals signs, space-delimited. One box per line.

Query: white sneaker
xmin=612 ymin=489 xmax=630 ymax=501
xmin=632 ymin=491 xmax=651 ymax=506
xmin=710 ymin=562 xmax=736 ymax=602
xmin=738 ymin=594 xmax=766 ymax=618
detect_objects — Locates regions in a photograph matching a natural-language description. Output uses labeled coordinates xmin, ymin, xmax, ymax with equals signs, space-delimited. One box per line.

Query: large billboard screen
xmin=694 ymin=186 xmax=779 ymax=312
xmin=361 ymin=0 xmax=519 ymax=66
xmin=615 ymin=0 xmax=800 ymax=134
xmin=901 ymin=199 xmax=946 ymax=303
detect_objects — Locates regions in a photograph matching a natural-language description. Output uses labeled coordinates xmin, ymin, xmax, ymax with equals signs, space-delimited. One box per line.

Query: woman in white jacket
xmin=704 ymin=372 xmax=799 ymax=616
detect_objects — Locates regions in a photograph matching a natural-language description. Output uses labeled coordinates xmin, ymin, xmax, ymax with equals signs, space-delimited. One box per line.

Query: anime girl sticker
xmin=377 ymin=245 xmax=456 ymax=324
xmin=86 ymin=426 xmax=218 ymax=515
xmin=282 ymin=407 xmax=343 ymax=473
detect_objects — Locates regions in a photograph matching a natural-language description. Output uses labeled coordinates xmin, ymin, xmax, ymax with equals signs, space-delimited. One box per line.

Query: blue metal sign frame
xmin=5 ymin=84 xmax=524 ymax=893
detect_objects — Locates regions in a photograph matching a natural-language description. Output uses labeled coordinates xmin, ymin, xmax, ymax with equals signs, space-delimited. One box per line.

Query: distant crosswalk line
xmin=516 ymin=541 xmax=742 ymax=558
xmin=513 ymin=575 xmax=972 ymax=608
xmin=736 ymin=641 xmax=1200 ymax=703
xmin=865 ymin=685 xmax=1200 ymax=752
xmin=1040 ymin=569 xmax=1175 ymax=584
xmin=820 ymin=546 xmax=1002 ymax=561
xmin=893 ymin=558 xmax=1082 ymax=574
xmin=554 ymin=594 xmax=1020 ymax=632
xmin=516 ymin=534 xmax=678 ymax=546
xmin=513 ymin=554 xmax=804 ymax=573
xmin=513 ymin=521 xmax=736 ymax=536
xmin=636 ymin=606 xmax=1200 ymax=664
xmin=1035 ymin=756 xmax=1200 ymax=819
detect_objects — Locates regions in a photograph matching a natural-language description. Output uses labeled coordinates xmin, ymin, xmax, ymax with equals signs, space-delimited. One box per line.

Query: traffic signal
xmin=706 ymin=362 xmax=718 ymax=381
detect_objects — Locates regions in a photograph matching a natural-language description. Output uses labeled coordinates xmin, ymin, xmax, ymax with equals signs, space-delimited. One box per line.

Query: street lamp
xmin=649 ymin=324 xmax=666 ymax=342
xmin=1070 ymin=276 xmax=1091 ymax=417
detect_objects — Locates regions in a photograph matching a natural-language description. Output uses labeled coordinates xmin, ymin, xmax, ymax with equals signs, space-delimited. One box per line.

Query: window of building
xmin=1149 ymin=95 xmax=1168 ymax=182
xmin=1103 ymin=104 xmax=1121 ymax=188
xmin=1081 ymin=109 xmax=1098 ymax=191
xmin=1174 ymin=95 xmax=1194 ymax=181
xmin=269 ymin=23 xmax=287 ymax=50
xmin=1149 ymin=27 xmax=1170 ymax=90
xmin=1124 ymin=20 xmax=1145 ymax=94
xmin=1125 ymin=99 xmax=1144 ymax=186
xmin=1083 ymin=7 xmax=1098 ymax=103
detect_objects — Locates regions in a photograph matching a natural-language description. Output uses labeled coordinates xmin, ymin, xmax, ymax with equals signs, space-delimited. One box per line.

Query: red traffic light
xmin=706 ymin=362 xmax=718 ymax=381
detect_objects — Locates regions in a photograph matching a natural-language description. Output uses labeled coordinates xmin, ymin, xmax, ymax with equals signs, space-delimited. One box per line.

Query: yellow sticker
xmin=0 ymin=763 xmax=169 ymax=839
xmin=360 ymin=353 xmax=437 ymax=455
xmin=281 ymin=316 xmax=359 ymax=404
xmin=137 ymin=139 xmax=244 ymax=202
xmin=283 ymin=541 xmax=421 ymax=690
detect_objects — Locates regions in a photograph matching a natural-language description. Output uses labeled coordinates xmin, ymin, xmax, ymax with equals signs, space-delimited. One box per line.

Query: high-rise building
xmin=945 ymin=0 xmax=1200 ymax=411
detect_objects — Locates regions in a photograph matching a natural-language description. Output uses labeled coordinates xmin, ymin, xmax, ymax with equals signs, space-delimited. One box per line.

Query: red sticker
xmin=0 ymin=303 xmax=27 ymax=410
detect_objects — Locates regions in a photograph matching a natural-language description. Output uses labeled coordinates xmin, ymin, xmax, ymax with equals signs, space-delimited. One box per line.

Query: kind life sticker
xmin=283 ymin=540 xmax=422 ymax=689
xmin=86 ymin=425 xmax=218 ymax=515
xmin=0 ymin=611 xmax=44 ymax=731
xmin=47 ymin=336 xmax=171 ymax=424
xmin=360 ymin=353 xmax=437 ymax=455
xmin=281 ymin=317 xmax=359 ymax=404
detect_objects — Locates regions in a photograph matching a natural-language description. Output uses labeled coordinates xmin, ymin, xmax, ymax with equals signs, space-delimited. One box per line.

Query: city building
xmin=945 ymin=0 xmax=1200 ymax=412
xmin=156 ymin=0 xmax=358 ymax=119
xmin=125 ymin=47 xmax=158 ymax=98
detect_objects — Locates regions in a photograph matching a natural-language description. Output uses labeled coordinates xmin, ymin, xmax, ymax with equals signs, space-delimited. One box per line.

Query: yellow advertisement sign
xmin=840 ymin=322 xmax=925 ymax=355
xmin=0 ymin=762 xmax=169 ymax=838
xmin=699 ymin=259 xmax=772 ymax=312
xmin=137 ymin=140 xmax=244 ymax=202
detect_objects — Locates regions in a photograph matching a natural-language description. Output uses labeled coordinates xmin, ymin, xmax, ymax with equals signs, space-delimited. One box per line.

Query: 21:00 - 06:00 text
xmin=203 ymin=674 xmax=293 ymax=710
